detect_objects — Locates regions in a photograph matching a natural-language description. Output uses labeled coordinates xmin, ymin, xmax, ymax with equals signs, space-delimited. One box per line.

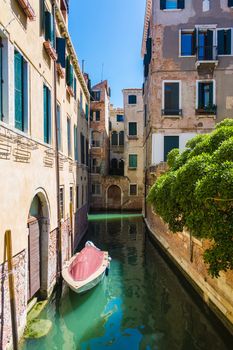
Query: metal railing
xmin=196 ymin=105 xmax=217 ymax=115
xmin=162 ymin=109 xmax=182 ymax=116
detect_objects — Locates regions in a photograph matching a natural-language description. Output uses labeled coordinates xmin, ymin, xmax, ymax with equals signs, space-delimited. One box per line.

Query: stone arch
xmin=27 ymin=189 xmax=50 ymax=301
xmin=106 ymin=185 xmax=122 ymax=209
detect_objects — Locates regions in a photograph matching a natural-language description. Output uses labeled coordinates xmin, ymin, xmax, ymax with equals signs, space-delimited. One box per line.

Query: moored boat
xmin=62 ymin=242 xmax=111 ymax=293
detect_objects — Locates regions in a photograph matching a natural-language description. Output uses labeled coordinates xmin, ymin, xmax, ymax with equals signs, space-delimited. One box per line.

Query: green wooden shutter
xmin=129 ymin=122 xmax=137 ymax=136
xmin=160 ymin=0 xmax=166 ymax=9
xmin=209 ymin=82 xmax=214 ymax=107
xmin=40 ymin=0 xmax=45 ymax=34
xmin=198 ymin=82 xmax=204 ymax=108
xmin=14 ymin=50 xmax=23 ymax=131
xmin=43 ymin=85 xmax=48 ymax=142
xmin=0 ymin=39 xmax=3 ymax=121
xmin=85 ymin=104 xmax=88 ymax=121
xmin=74 ymin=77 xmax=77 ymax=98
xmin=217 ymin=30 xmax=225 ymax=55
xmin=51 ymin=14 xmax=55 ymax=47
xmin=70 ymin=64 xmax=74 ymax=88
xmin=206 ymin=30 xmax=213 ymax=60
xmin=178 ymin=0 xmax=185 ymax=9
xmin=47 ymin=88 xmax=51 ymax=143
xmin=56 ymin=38 xmax=66 ymax=68
xmin=164 ymin=136 xmax=179 ymax=161
xmin=129 ymin=154 xmax=137 ymax=168
xmin=226 ymin=29 xmax=232 ymax=55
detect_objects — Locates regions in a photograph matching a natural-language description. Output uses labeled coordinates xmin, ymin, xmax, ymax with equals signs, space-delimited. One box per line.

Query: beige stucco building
xmin=142 ymin=0 xmax=233 ymax=334
xmin=0 ymin=0 xmax=89 ymax=348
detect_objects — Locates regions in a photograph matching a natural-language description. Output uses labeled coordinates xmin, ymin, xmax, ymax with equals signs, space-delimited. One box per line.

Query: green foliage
xmin=148 ymin=119 xmax=233 ymax=277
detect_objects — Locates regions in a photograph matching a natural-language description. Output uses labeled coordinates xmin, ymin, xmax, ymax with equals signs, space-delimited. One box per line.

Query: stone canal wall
xmin=145 ymin=206 xmax=233 ymax=335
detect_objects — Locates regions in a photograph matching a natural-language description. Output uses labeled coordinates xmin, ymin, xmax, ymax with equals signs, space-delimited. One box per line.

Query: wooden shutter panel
xmin=119 ymin=131 xmax=124 ymax=146
xmin=47 ymin=88 xmax=51 ymax=144
xmin=56 ymin=37 xmax=66 ymax=68
xmin=226 ymin=29 xmax=232 ymax=55
xmin=192 ymin=29 xmax=197 ymax=55
xmin=57 ymin=104 xmax=61 ymax=150
xmin=40 ymin=0 xmax=45 ymax=34
xmin=209 ymin=82 xmax=214 ymax=106
xmin=198 ymin=83 xmax=204 ymax=109
xmin=206 ymin=30 xmax=213 ymax=60
xmin=178 ymin=0 xmax=185 ymax=9
xmin=14 ymin=50 xmax=23 ymax=131
xmin=217 ymin=30 xmax=225 ymax=55
xmin=160 ymin=0 xmax=166 ymax=10
xmin=66 ymin=57 xmax=71 ymax=85
xmin=45 ymin=11 xmax=52 ymax=42
xmin=70 ymin=64 xmax=74 ymax=88
xmin=43 ymin=85 xmax=47 ymax=142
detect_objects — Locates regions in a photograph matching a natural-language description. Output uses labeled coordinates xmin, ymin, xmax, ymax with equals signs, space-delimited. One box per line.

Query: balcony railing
xmin=196 ymin=105 xmax=217 ymax=115
xmin=162 ymin=109 xmax=182 ymax=116
xmin=197 ymin=45 xmax=218 ymax=61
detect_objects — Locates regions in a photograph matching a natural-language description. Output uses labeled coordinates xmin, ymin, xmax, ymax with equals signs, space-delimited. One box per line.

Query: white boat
xmin=62 ymin=241 xmax=111 ymax=294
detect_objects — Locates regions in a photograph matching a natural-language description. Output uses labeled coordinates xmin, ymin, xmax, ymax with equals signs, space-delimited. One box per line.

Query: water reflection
xmin=22 ymin=216 xmax=232 ymax=350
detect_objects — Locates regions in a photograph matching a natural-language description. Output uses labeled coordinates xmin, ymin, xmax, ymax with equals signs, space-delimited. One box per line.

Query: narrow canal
xmin=22 ymin=214 xmax=232 ymax=350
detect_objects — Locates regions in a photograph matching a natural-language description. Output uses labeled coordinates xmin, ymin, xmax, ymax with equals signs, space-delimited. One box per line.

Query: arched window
xmin=119 ymin=131 xmax=124 ymax=146
xmin=112 ymin=131 xmax=118 ymax=146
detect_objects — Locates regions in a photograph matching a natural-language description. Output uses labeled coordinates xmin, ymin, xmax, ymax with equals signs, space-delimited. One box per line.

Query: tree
xmin=147 ymin=119 xmax=233 ymax=277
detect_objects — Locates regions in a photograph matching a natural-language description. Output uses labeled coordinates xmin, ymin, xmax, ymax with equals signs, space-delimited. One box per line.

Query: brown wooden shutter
xmin=28 ymin=217 xmax=40 ymax=300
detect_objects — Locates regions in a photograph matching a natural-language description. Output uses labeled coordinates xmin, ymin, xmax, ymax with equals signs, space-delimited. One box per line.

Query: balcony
xmin=161 ymin=109 xmax=183 ymax=117
xmin=92 ymin=140 xmax=102 ymax=148
xmin=17 ymin=0 xmax=35 ymax=20
xmin=196 ymin=46 xmax=218 ymax=70
xmin=43 ymin=41 xmax=57 ymax=61
xmin=196 ymin=105 xmax=217 ymax=116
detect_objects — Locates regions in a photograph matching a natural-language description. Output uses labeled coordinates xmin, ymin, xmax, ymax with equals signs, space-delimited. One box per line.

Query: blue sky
xmin=69 ymin=0 xmax=146 ymax=107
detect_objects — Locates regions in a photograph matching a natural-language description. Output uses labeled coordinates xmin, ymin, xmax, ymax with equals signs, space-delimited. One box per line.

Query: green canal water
xmin=22 ymin=214 xmax=232 ymax=350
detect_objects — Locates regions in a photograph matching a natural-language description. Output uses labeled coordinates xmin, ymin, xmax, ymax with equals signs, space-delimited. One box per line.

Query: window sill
xmin=127 ymin=135 xmax=138 ymax=140
xmin=161 ymin=115 xmax=182 ymax=119
xmin=43 ymin=41 xmax=57 ymax=61
xmin=17 ymin=0 xmax=36 ymax=20
xmin=162 ymin=8 xmax=183 ymax=12
xmin=128 ymin=167 xmax=137 ymax=170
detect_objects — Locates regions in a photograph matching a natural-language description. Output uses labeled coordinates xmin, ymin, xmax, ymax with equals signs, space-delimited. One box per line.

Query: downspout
xmin=52 ymin=2 xmax=62 ymax=281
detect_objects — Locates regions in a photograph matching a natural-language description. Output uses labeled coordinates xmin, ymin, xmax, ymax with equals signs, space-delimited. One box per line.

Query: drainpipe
xmin=52 ymin=2 xmax=62 ymax=281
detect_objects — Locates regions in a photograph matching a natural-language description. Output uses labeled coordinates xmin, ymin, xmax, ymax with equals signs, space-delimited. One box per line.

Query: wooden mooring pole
xmin=5 ymin=230 xmax=18 ymax=350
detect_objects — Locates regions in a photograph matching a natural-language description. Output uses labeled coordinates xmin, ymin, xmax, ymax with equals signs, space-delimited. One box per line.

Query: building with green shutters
xmin=0 ymin=1 xmax=90 ymax=348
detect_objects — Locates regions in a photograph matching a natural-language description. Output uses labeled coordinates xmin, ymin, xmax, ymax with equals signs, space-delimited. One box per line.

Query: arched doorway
xmin=27 ymin=192 xmax=50 ymax=301
xmin=107 ymin=185 xmax=122 ymax=209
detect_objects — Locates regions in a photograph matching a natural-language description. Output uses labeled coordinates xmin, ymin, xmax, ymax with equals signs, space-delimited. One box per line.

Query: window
xmin=45 ymin=11 xmax=55 ymax=47
xmin=181 ymin=30 xmax=196 ymax=56
xmin=119 ymin=131 xmax=124 ymax=146
xmin=128 ymin=95 xmax=137 ymax=104
xmin=0 ymin=37 xmax=3 ymax=121
xmin=128 ymin=122 xmax=137 ymax=136
xmin=129 ymin=184 xmax=137 ymax=196
xmin=92 ymin=158 xmax=101 ymax=173
xmin=76 ymin=186 xmax=79 ymax=209
xmin=197 ymin=81 xmax=215 ymax=113
xmin=117 ymin=114 xmax=124 ymax=122
xmin=80 ymin=91 xmax=83 ymax=113
xmin=67 ymin=117 xmax=71 ymax=156
xmin=92 ymin=131 xmax=101 ymax=147
xmin=59 ymin=187 xmax=64 ymax=219
xmin=112 ymin=131 xmax=118 ymax=146
xmin=70 ymin=186 xmax=73 ymax=205
xmin=57 ymin=104 xmax=62 ymax=151
xmin=217 ymin=29 xmax=232 ymax=55
xmin=129 ymin=154 xmax=137 ymax=169
xmin=86 ymin=139 xmax=89 ymax=166
xmin=163 ymin=81 xmax=181 ymax=115
xmin=92 ymin=90 xmax=101 ymax=101
xmin=92 ymin=183 xmax=101 ymax=195
xmin=14 ymin=49 xmax=28 ymax=132
xmin=95 ymin=110 xmax=100 ymax=121
xmin=164 ymin=136 xmax=179 ymax=161
xmin=43 ymin=84 xmax=51 ymax=144
xmin=197 ymin=30 xmax=214 ymax=61
xmin=228 ymin=0 xmax=233 ymax=8
xmin=74 ymin=125 xmax=78 ymax=161
xmin=81 ymin=132 xmax=85 ymax=164
xmin=160 ymin=0 xmax=185 ymax=10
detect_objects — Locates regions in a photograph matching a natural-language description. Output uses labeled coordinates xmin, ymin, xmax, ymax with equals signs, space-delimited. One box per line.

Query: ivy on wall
xmin=147 ymin=119 xmax=233 ymax=278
